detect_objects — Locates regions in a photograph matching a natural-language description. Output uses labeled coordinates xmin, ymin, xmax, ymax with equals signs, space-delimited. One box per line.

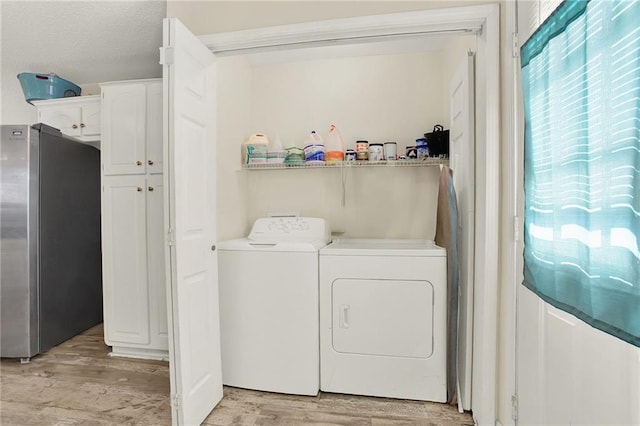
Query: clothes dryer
xmin=320 ymin=239 xmax=447 ymax=402
xmin=218 ymin=217 xmax=330 ymax=396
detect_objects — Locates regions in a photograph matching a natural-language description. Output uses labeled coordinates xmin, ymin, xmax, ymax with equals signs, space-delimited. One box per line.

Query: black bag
xmin=424 ymin=124 xmax=450 ymax=158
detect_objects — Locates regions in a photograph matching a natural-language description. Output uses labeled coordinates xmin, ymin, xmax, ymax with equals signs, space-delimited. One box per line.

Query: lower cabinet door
xmin=102 ymin=175 xmax=151 ymax=345
xmin=146 ymin=174 xmax=169 ymax=348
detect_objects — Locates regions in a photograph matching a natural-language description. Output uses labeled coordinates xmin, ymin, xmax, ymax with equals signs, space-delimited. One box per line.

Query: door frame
xmin=199 ymin=4 xmax=501 ymax=424
xmin=499 ymin=1 xmax=522 ymax=425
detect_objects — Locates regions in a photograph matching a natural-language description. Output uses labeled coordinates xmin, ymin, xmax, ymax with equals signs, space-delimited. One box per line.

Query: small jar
xmin=406 ymin=146 xmax=417 ymax=159
xmin=356 ymin=150 xmax=368 ymax=161
xmin=284 ymin=147 xmax=305 ymax=164
xmin=415 ymin=138 xmax=430 ymax=160
xmin=355 ymin=140 xmax=369 ymax=153
xmin=368 ymin=143 xmax=384 ymax=161
xmin=383 ymin=142 xmax=397 ymax=161
xmin=344 ymin=149 xmax=357 ymax=161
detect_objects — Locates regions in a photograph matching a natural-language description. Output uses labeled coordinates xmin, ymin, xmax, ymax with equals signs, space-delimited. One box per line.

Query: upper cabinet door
xmin=102 ymin=84 xmax=147 ymax=175
xmin=162 ymin=18 xmax=222 ymax=426
xmin=81 ymin=100 xmax=102 ymax=139
xmin=146 ymin=82 xmax=164 ymax=175
xmin=34 ymin=96 xmax=101 ymax=142
xmin=38 ymin=106 xmax=82 ymax=137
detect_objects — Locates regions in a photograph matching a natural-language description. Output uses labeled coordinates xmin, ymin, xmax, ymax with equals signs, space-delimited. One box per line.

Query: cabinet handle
xmin=148 ymin=160 xmax=154 ymax=165
xmin=80 ymin=123 xmax=85 ymax=128
xmin=136 ymin=161 xmax=142 ymax=166
xmin=72 ymin=124 xmax=78 ymax=129
xmin=148 ymin=186 xmax=154 ymax=192
xmin=137 ymin=187 xmax=143 ymax=192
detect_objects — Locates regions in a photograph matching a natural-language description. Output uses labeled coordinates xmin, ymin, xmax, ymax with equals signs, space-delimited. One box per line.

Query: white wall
xmin=250 ymin=52 xmax=444 ymax=151
xmin=216 ymin=49 xmax=448 ymax=240
xmin=216 ymin=56 xmax=252 ymax=240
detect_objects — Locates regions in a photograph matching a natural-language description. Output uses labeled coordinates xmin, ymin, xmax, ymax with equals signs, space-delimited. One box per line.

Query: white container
xmin=368 ymin=143 xmax=384 ymax=161
xmin=417 ymin=145 xmax=430 ymax=160
xmin=384 ymin=142 xmax=397 ymax=161
xmin=243 ymin=133 xmax=269 ymax=164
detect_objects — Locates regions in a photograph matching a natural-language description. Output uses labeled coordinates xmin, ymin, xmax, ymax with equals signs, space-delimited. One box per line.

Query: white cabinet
xmin=100 ymin=79 xmax=167 ymax=360
xmin=33 ymin=95 xmax=101 ymax=143
xmin=101 ymin=80 xmax=163 ymax=175
xmin=101 ymin=175 xmax=168 ymax=358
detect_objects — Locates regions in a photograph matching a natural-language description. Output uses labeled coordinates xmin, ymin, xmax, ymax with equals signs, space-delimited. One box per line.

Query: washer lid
xmin=248 ymin=216 xmax=331 ymax=244
xmin=320 ymin=238 xmax=446 ymax=256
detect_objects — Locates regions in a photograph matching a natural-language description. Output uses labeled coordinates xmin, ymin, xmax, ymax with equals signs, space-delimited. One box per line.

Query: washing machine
xmin=218 ymin=216 xmax=331 ymax=396
xmin=319 ymin=239 xmax=447 ymax=402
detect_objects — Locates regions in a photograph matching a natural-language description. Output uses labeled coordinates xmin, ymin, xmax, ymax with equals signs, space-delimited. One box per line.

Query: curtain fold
xmin=521 ymin=0 xmax=640 ymax=347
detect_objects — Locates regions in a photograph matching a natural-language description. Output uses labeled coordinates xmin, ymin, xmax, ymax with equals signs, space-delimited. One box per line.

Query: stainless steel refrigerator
xmin=1 ymin=124 xmax=102 ymax=361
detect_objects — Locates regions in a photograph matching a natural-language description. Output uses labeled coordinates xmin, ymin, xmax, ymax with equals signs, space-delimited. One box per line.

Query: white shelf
xmin=242 ymin=158 xmax=448 ymax=170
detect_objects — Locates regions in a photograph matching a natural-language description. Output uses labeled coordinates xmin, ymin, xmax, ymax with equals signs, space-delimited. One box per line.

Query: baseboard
xmin=109 ymin=346 xmax=169 ymax=361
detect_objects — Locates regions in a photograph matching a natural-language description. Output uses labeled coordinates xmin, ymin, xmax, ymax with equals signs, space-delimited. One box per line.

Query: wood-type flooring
xmin=0 ymin=325 xmax=474 ymax=426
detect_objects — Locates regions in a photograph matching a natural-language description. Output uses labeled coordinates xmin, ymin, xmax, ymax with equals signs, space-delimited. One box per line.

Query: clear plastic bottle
xmin=267 ymin=134 xmax=285 ymax=164
xmin=324 ymin=124 xmax=344 ymax=162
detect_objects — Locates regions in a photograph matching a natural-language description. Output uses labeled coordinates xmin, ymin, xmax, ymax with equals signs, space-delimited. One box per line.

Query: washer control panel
xmin=249 ymin=217 xmax=330 ymax=243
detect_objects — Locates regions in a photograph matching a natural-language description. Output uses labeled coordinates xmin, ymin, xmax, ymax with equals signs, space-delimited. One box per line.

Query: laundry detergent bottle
xmin=324 ymin=124 xmax=344 ymax=162
xmin=303 ymin=130 xmax=325 ymax=163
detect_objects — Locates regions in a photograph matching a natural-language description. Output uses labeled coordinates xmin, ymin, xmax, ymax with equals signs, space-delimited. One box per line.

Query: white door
xmin=515 ymin=2 xmax=640 ymax=424
xmin=448 ymin=52 xmax=475 ymax=411
xmin=517 ymin=287 xmax=640 ymax=425
xmin=162 ymin=18 xmax=222 ymax=426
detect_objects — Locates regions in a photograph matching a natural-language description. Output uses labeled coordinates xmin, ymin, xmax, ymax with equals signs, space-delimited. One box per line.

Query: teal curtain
xmin=521 ymin=0 xmax=640 ymax=347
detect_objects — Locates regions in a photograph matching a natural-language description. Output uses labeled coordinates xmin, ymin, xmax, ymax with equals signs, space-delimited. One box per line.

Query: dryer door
xmin=332 ymin=279 xmax=434 ymax=358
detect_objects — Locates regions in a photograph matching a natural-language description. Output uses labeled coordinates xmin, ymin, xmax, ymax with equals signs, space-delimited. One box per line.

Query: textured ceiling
xmin=2 ymin=0 xmax=166 ymax=84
